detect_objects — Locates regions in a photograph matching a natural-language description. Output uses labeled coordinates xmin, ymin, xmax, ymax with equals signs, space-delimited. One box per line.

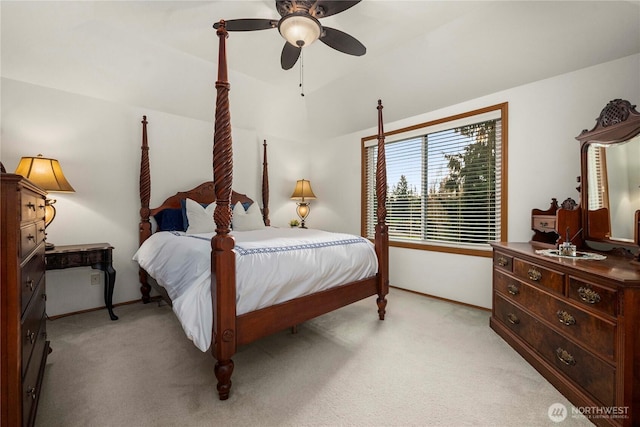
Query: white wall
xmin=0 ymin=77 xmax=310 ymax=316
xmin=2 ymin=52 xmax=638 ymax=315
xmin=309 ymin=53 xmax=640 ymax=309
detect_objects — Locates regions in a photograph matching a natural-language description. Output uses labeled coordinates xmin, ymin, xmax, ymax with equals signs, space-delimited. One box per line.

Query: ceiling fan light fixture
xmin=278 ymin=14 xmax=321 ymax=47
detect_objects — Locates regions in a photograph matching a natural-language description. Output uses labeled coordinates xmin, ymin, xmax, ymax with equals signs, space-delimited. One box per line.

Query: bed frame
xmin=138 ymin=20 xmax=389 ymax=400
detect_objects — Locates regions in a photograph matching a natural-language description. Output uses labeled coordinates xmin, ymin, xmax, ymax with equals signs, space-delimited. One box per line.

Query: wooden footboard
xmin=236 ymin=277 xmax=378 ymax=345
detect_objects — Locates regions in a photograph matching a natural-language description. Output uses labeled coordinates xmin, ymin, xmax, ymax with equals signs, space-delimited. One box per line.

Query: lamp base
xmin=296 ymin=202 xmax=311 ymax=230
xmin=45 ymin=242 xmax=55 ymax=251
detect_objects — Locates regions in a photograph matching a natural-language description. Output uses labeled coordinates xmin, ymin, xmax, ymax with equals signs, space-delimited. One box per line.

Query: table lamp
xmin=15 ymin=154 xmax=75 ymax=249
xmin=290 ymin=179 xmax=316 ymax=229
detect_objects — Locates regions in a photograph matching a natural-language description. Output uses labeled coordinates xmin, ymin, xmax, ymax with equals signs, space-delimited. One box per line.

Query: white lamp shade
xmin=278 ymin=14 xmax=321 ymax=47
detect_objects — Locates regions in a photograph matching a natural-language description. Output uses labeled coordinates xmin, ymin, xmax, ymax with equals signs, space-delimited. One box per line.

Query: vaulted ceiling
xmin=2 ymin=1 xmax=639 ymax=141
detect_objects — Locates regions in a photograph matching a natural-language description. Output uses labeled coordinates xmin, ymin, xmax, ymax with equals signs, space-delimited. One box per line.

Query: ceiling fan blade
xmin=320 ymin=26 xmax=366 ymax=56
xmin=281 ymin=42 xmax=301 ymax=70
xmin=213 ymin=19 xmax=277 ymax=31
xmin=311 ymin=1 xmax=361 ymax=18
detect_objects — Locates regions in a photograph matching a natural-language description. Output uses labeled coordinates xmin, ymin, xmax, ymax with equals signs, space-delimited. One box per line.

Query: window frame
xmin=361 ymin=102 xmax=509 ymax=258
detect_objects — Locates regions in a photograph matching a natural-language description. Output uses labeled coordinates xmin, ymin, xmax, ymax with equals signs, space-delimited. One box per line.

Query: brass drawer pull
xmin=26 ymin=386 xmax=37 ymax=400
xmin=26 ymin=278 xmax=34 ymax=291
xmin=577 ymin=287 xmax=601 ymax=304
xmin=497 ymin=256 xmax=508 ymax=267
xmin=26 ymin=329 xmax=36 ymax=344
xmin=27 ymin=234 xmax=36 ymax=241
xmin=507 ymin=284 xmax=519 ymax=296
xmin=556 ymin=347 xmax=576 ymax=366
xmin=556 ymin=310 xmax=576 ymax=326
xmin=506 ymin=313 xmax=520 ymax=325
xmin=26 ymin=202 xmax=36 ymax=211
xmin=527 ymin=268 xmax=542 ymax=281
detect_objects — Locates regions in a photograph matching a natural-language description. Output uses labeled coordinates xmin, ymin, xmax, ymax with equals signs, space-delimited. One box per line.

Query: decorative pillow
xmin=246 ymin=202 xmax=261 ymax=216
xmin=232 ymin=202 xmax=246 ymax=216
xmin=153 ymin=208 xmax=185 ymax=231
xmin=181 ymin=198 xmax=217 ymax=230
xmin=185 ymin=198 xmax=217 ymax=234
xmin=232 ymin=202 xmax=265 ymax=231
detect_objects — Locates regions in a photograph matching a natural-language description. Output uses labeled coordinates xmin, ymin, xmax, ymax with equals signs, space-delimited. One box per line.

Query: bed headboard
xmin=149 ymin=182 xmax=254 ymax=218
xmin=138 ymin=115 xmax=268 ymax=246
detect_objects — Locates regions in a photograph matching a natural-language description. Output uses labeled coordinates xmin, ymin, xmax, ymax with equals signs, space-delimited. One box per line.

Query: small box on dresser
xmin=490 ymin=242 xmax=640 ymax=427
xmin=1 ymin=173 xmax=50 ymax=427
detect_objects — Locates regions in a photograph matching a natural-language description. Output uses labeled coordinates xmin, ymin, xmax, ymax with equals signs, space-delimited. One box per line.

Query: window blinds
xmin=364 ymin=113 xmax=503 ymax=250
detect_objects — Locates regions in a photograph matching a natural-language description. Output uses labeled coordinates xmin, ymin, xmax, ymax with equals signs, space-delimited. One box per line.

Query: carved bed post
xmin=375 ymin=100 xmax=389 ymax=320
xmin=139 ymin=115 xmax=152 ymax=303
xmin=211 ymin=20 xmax=237 ymax=401
xmin=262 ymin=140 xmax=270 ymax=226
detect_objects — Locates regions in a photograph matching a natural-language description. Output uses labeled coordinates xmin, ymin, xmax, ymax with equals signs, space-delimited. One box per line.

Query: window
xmin=362 ymin=103 xmax=508 ymax=257
xmin=587 ymin=145 xmax=609 ymax=210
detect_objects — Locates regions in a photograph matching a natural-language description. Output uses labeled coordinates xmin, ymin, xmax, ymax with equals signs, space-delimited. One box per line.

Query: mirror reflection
xmin=586 ymin=134 xmax=640 ymax=242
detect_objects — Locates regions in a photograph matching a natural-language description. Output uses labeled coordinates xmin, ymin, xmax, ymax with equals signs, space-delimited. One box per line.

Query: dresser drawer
xmin=21 ymin=281 xmax=46 ymax=377
xmin=494 ymin=294 xmax=615 ymax=407
xmin=495 ymin=271 xmax=615 ymax=360
xmin=532 ymin=214 xmax=556 ymax=232
xmin=20 ymin=190 xmax=45 ymax=223
xmin=22 ymin=334 xmax=47 ymax=427
xmin=493 ymin=252 xmax=513 ymax=272
xmin=568 ymin=277 xmax=617 ymax=317
xmin=20 ymin=224 xmax=41 ymax=259
xmin=21 ymin=251 xmax=46 ymax=314
xmin=513 ymin=258 xmax=564 ymax=293
xmin=35 ymin=220 xmax=46 ymax=247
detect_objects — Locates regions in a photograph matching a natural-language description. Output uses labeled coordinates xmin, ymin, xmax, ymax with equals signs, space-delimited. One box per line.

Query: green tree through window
xmin=362 ymin=103 xmax=507 ymax=256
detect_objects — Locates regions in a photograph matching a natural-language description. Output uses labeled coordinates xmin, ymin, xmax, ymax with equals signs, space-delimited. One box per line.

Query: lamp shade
xmin=15 ymin=154 xmax=75 ymax=192
xmin=290 ymin=179 xmax=316 ymax=201
xmin=278 ymin=14 xmax=321 ymax=47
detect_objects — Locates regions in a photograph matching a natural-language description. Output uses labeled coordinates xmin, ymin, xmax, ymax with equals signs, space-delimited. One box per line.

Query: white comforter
xmin=133 ymin=227 xmax=378 ymax=352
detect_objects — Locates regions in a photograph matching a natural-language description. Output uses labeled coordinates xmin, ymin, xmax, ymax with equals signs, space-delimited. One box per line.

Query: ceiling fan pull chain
xmin=299 ymin=49 xmax=305 ymax=97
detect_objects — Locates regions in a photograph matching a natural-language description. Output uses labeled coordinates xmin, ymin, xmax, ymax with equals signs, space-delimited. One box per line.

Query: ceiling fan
xmin=213 ymin=0 xmax=366 ymax=70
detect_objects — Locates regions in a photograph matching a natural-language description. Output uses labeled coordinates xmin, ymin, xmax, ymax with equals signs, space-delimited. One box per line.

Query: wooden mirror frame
xmin=576 ymin=99 xmax=640 ymax=261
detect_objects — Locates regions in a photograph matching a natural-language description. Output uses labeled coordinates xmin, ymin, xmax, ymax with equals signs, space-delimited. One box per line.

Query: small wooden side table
xmin=45 ymin=243 xmax=118 ymax=320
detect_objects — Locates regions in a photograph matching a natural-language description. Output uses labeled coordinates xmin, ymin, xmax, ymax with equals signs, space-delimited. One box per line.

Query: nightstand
xmin=45 ymin=243 xmax=118 ymax=320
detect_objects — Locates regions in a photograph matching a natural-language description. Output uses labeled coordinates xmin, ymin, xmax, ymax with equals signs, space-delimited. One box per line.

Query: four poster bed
xmin=135 ymin=20 xmax=389 ymax=400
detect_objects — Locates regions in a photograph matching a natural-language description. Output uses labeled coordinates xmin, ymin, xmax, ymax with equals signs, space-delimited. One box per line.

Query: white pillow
xmin=232 ymin=202 xmax=265 ymax=231
xmin=232 ymin=202 xmax=246 ymax=218
xmin=185 ymin=198 xmax=216 ymax=234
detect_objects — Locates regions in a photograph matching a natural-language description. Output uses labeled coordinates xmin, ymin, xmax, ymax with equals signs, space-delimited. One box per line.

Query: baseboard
xmin=390 ymin=285 xmax=490 ymax=312
xmin=47 ymin=296 xmax=162 ymax=320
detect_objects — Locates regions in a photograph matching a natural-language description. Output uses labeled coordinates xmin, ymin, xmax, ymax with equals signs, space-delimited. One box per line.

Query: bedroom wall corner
xmin=0 ymin=77 xmax=282 ymax=317
xmin=308 ymin=53 xmax=640 ymax=309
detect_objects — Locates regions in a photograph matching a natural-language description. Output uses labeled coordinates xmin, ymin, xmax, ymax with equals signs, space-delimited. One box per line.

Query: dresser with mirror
xmin=490 ymin=99 xmax=640 ymax=427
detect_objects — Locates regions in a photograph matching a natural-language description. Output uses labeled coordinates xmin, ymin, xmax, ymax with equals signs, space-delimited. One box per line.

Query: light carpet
xmin=35 ymin=288 xmax=592 ymax=426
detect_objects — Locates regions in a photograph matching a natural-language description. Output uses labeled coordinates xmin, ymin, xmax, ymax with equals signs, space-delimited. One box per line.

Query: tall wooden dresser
xmin=1 ymin=173 xmax=50 ymax=427
xmin=490 ymin=242 xmax=640 ymax=427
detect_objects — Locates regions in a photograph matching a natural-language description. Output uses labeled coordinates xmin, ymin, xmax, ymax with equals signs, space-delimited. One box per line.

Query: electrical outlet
xmin=90 ymin=272 xmax=101 ymax=286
